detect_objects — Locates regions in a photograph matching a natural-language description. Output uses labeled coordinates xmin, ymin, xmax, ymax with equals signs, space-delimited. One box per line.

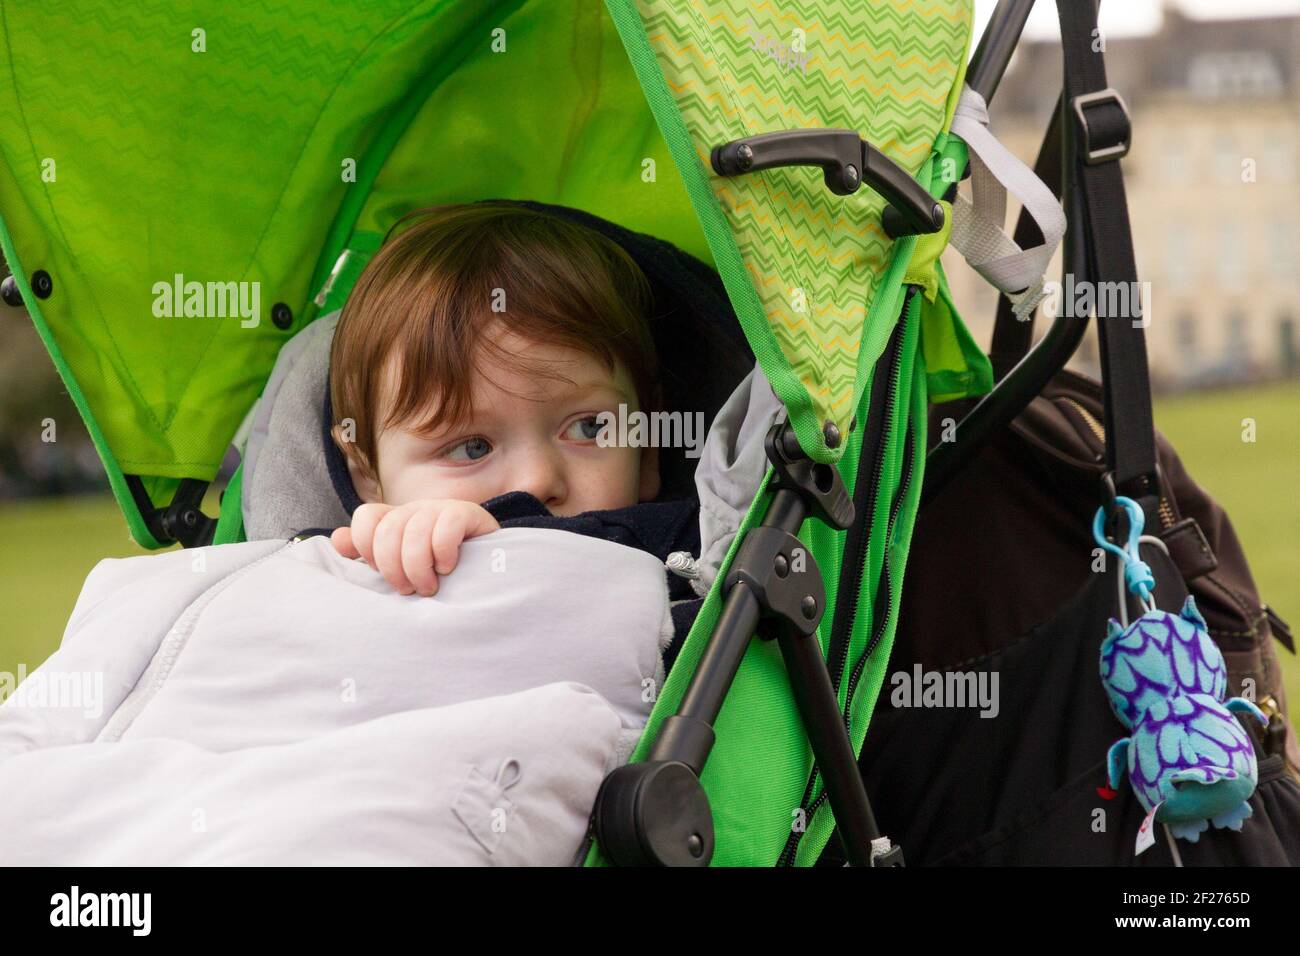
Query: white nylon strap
xmin=949 ymin=86 xmax=1066 ymax=321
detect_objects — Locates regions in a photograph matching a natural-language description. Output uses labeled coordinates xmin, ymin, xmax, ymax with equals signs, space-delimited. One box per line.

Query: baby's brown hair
xmin=329 ymin=202 xmax=657 ymax=486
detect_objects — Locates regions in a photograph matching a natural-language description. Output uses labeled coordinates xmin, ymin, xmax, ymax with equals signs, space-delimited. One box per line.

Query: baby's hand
xmin=330 ymin=499 xmax=500 ymax=597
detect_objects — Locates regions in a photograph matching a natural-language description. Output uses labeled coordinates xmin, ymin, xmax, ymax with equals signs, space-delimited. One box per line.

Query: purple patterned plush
xmin=1100 ymin=596 xmax=1226 ymax=729
xmin=1102 ymin=596 xmax=1268 ymax=842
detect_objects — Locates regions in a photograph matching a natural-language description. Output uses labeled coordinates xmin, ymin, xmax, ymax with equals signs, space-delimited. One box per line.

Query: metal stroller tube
xmin=922 ymin=0 xmax=1100 ymax=504
xmin=592 ymin=422 xmax=894 ymax=867
xmin=965 ymin=0 xmax=1037 ymax=102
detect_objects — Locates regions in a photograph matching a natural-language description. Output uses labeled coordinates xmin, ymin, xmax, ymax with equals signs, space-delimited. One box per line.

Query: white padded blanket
xmin=0 ymin=530 xmax=672 ymax=865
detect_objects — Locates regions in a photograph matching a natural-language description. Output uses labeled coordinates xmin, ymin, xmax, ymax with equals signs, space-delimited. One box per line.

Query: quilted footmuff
xmin=0 ymin=529 xmax=673 ymax=865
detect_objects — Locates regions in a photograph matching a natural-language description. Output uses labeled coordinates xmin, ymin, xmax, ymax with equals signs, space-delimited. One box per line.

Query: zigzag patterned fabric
xmin=620 ymin=0 xmax=969 ymax=451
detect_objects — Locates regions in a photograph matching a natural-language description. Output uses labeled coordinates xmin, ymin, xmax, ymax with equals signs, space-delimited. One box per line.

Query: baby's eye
xmin=445 ymin=436 xmax=492 ymax=462
xmin=564 ymin=416 xmax=603 ymax=442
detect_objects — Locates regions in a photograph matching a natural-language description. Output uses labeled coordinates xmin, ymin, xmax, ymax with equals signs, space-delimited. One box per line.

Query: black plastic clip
xmin=724 ymin=526 xmax=826 ymax=639
xmin=871 ymin=841 xmax=906 ymax=867
xmin=125 ymin=475 xmax=217 ymax=549
xmin=711 ymin=129 xmax=945 ymax=238
xmin=1101 ymin=464 xmax=1162 ymax=518
xmin=765 ymin=423 xmax=855 ymax=531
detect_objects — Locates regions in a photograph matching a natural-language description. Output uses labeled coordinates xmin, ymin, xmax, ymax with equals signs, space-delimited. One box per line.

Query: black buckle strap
xmin=1058 ymin=0 xmax=1158 ymax=501
xmin=1071 ymin=88 xmax=1132 ymax=165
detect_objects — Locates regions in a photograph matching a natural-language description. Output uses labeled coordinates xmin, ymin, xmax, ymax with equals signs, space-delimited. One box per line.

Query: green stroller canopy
xmin=0 ymin=0 xmax=969 ymax=548
xmin=2 ymin=0 xmax=975 ymax=866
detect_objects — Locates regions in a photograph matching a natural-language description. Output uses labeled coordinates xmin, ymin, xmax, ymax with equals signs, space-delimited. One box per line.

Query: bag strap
xmin=1056 ymin=0 xmax=1159 ymax=503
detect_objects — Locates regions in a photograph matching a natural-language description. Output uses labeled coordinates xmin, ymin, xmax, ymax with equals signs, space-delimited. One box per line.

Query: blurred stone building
xmin=942 ymin=7 xmax=1300 ymax=391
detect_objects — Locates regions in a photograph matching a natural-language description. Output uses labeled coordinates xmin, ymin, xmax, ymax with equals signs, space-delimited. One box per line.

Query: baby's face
xmin=353 ymin=329 xmax=659 ymax=516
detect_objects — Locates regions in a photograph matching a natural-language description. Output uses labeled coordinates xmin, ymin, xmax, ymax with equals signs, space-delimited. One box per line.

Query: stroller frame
xmin=591 ymin=0 xmax=1148 ymax=867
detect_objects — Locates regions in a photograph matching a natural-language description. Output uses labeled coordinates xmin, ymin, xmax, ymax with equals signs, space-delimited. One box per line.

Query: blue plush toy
xmin=1094 ymin=498 xmax=1268 ymax=844
xmin=1101 ymin=597 xmax=1267 ymax=841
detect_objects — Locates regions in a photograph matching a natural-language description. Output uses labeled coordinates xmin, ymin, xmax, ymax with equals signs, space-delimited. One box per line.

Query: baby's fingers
xmin=372 ymin=506 xmax=416 ymax=595
xmin=349 ymin=503 xmax=392 ymax=569
xmin=431 ymin=504 xmax=500 ymax=577
xmin=330 ymin=526 xmax=359 ymax=559
xmin=430 ymin=508 xmax=471 ymax=577
xmin=431 ymin=507 xmax=474 ymax=576
xmin=400 ymin=506 xmax=440 ymax=597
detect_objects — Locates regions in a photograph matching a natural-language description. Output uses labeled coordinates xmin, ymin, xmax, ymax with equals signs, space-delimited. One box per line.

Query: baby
xmin=327 ymin=202 xmax=664 ymax=596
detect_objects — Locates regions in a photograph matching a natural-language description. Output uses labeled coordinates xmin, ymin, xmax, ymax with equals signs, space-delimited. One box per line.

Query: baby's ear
xmin=348 ymin=457 xmax=382 ymax=504
xmin=331 ymin=423 xmax=380 ymax=503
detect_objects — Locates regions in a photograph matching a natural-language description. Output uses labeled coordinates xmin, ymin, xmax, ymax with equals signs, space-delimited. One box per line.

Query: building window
xmin=1225 ymin=311 xmax=1249 ymax=365
xmin=1263 ymin=138 xmax=1296 ymax=184
xmin=1217 ymin=222 xmax=1246 ymax=287
xmin=1164 ymin=139 xmax=1192 ymax=184
xmin=1189 ymin=52 xmax=1284 ymax=100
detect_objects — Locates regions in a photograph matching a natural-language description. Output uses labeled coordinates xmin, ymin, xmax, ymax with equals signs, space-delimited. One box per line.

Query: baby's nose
xmin=514 ymin=454 xmax=567 ymax=511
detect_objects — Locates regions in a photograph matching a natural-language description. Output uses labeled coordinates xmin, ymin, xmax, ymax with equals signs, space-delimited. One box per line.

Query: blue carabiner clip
xmin=1092 ymin=496 xmax=1154 ymax=604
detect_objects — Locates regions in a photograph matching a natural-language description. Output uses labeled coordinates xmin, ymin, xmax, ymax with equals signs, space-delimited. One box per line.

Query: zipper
xmin=776 ymin=420 xmax=918 ymax=865
xmin=1060 ymin=396 xmax=1175 ymax=531
xmin=776 ymin=289 xmax=915 ymax=866
xmin=1060 ymin=396 xmax=1105 ymax=445
xmin=1157 ymin=495 xmax=1176 ymax=531
xmin=827 ymin=294 xmax=914 ymax=697
xmin=841 ymin=422 xmax=917 ymax=723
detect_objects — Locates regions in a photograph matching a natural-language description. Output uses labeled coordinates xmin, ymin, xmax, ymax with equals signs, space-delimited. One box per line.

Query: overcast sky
xmin=974 ymin=0 xmax=1300 ymax=42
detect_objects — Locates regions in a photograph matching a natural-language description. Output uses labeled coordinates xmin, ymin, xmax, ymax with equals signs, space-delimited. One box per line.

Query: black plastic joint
xmin=724 ymin=526 xmax=827 ymax=638
xmin=871 ymin=843 xmax=906 ymax=867
xmin=765 ymin=424 xmax=855 ymax=531
xmin=592 ymin=761 xmax=715 ymax=867
xmin=125 ymin=475 xmax=217 ymax=549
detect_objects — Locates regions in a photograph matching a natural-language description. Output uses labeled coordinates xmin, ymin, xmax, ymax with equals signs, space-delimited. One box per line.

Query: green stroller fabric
xmin=0 ymin=0 xmax=976 ymax=865
xmin=608 ymin=0 xmax=969 ymax=461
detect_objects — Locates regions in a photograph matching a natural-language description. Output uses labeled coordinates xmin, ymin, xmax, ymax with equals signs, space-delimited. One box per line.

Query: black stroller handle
xmin=966 ymin=0 xmax=1037 ymax=102
xmin=711 ymin=129 xmax=946 ymax=238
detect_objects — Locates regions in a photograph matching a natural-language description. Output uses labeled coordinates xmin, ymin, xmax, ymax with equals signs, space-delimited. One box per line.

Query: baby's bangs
xmin=380 ymin=319 xmax=620 ymax=443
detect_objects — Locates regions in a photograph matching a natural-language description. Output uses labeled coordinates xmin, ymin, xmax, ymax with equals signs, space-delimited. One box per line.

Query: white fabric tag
xmin=1135 ymin=801 xmax=1163 ymax=855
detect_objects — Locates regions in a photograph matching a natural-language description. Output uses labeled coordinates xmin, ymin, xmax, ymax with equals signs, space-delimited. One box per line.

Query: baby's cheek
xmin=592 ymin=446 xmax=645 ymax=509
xmin=381 ymin=468 xmax=471 ymax=508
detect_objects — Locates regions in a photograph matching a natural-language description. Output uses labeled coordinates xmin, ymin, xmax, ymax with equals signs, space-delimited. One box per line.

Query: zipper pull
xmin=666 ymin=551 xmax=701 ymax=580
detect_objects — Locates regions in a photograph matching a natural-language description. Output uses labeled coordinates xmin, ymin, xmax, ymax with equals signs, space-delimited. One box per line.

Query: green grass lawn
xmin=1 ymin=384 xmax=1296 ymax=724
xmin=0 ymin=488 xmax=219 ymax=683
xmin=1150 ymin=381 xmax=1300 ymax=726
